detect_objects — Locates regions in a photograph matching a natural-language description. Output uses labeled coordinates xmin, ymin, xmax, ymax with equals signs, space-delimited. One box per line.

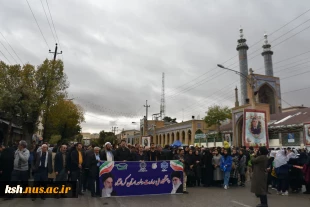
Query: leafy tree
xmin=35 ymin=59 xmax=68 ymax=139
xmin=98 ymin=130 xmax=117 ymax=146
xmin=46 ymin=99 xmax=84 ymax=141
xmin=49 ymin=135 xmax=61 ymax=144
xmin=0 ymin=62 xmax=40 ymax=145
xmin=163 ymin=116 xmax=177 ymax=123
xmin=204 ymin=105 xmax=231 ymax=143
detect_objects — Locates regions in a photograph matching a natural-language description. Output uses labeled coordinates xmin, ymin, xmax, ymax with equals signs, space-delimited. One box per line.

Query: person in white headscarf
xmin=274 ymin=150 xmax=290 ymax=195
xmin=287 ymin=148 xmax=297 ymax=160
xmin=267 ymin=151 xmax=277 ymax=190
xmin=274 ymin=150 xmax=288 ymax=168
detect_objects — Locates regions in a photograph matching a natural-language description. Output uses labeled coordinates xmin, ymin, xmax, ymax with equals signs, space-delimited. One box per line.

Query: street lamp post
xmin=217 ymin=64 xmax=256 ymax=108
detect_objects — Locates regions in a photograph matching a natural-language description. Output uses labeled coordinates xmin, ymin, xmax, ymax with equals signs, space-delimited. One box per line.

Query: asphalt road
xmin=1 ymin=185 xmax=309 ymax=207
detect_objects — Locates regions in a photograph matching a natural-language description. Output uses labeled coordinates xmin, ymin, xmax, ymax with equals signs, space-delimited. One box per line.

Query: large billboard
xmin=99 ymin=161 xmax=184 ymax=197
xmin=243 ymin=109 xmax=269 ymax=148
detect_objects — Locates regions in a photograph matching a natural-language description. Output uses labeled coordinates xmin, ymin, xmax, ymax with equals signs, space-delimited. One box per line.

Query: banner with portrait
xmin=141 ymin=136 xmax=151 ymax=147
xmin=224 ymin=134 xmax=231 ymax=146
xmin=304 ymin=123 xmax=310 ymax=146
xmin=99 ymin=161 xmax=183 ymax=197
xmin=243 ymin=109 xmax=269 ymax=148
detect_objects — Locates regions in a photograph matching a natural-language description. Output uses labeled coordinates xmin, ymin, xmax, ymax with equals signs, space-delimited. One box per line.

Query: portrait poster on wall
xmin=243 ymin=109 xmax=269 ymax=148
xmin=224 ymin=134 xmax=231 ymax=146
xmin=142 ymin=136 xmax=151 ymax=147
xmin=304 ymin=123 xmax=310 ymax=146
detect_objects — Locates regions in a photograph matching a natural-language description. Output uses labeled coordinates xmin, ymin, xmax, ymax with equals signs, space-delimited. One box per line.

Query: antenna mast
xmin=160 ymin=72 xmax=165 ymax=120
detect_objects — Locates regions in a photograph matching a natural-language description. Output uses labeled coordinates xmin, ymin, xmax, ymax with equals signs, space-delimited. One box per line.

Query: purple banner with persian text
xmin=98 ymin=161 xmax=183 ymax=197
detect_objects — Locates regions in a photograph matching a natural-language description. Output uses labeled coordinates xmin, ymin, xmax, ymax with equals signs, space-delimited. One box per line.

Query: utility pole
xmin=111 ymin=126 xmax=118 ymax=134
xmin=49 ymin=43 xmax=62 ymax=61
xmin=42 ymin=43 xmax=63 ymax=140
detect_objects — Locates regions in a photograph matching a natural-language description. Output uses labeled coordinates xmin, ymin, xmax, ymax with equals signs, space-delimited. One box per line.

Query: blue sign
xmin=288 ymin=133 xmax=295 ymax=143
xmin=99 ymin=161 xmax=183 ymax=197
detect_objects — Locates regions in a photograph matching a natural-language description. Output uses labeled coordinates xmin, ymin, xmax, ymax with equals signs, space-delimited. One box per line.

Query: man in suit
xmin=54 ymin=145 xmax=69 ymax=199
xmin=83 ymin=145 xmax=94 ymax=192
xmin=87 ymin=147 xmax=101 ymax=197
xmin=70 ymin=143 xmax=84 ymax=196
xmin=100 ymin=142 xmax=115 ymax=161
xmin=32 ymin=144 xmax=53 ymax=200
xmin=250 ymin=117 xmax=262 ymax=135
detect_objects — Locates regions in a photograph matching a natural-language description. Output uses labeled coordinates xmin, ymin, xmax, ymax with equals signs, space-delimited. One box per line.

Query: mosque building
xmin=139 ymin=29 xmax=310 ymax=149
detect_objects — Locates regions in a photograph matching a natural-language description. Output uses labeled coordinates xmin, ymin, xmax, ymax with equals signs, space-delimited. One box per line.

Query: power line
xmin=276 ymin=61 xmax=310 ymax=74
xmin=0 ymin=49 xmax=11 ymax=64
xmin=166 ymin=21 xmax=310 ymax=100
xmin=0 ymin=32 xmax=23 ymax=64
xmin=249 ymin=8 xmax=310 ymax=50
xmin=282 ymin=70 xmax=310 ymax=80
xmin=40 ymin=0 xmax=56 ymax=43
xmin=181 ymin=63 xmax=309 ymax=115
xmin=177 ymin=80 xmax=237 ymax=114
xmin=167 ymin=70 xmax=228 ymax=99
xmin=25 ymin=0 xmax=50 ymax=49
xmin=165 ymin=8 xmax=310 ymax=98
xmin=0 ymin=39 xmax=18 ymax=64
xmin=283 ymin=86 xmax=310 ymax=94
xmin=45 ymin=0 xmax=61 ymax=51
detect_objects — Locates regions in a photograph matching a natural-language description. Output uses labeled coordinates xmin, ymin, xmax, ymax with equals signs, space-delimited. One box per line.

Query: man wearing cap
xmin=100 ymin=142 xmax=115 ymax=162
xmin=170 ymin=171 xmax=183 ymax=194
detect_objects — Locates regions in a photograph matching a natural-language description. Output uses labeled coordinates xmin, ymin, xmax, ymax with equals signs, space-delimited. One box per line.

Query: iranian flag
xmin=99 ymin=161 xmax=114 ymax=176
xmin=170 ymin=160 xmax=183 ymax=171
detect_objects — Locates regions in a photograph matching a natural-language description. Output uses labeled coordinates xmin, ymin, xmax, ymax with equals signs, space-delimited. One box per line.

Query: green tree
xmin=35 ymin=59 xmax=68 ymax=139
xmin=163 ymin=116 xmax=177 ymax=123
xmin=46 ymin=99 xmax=84 ymax=141
xmin=204 ymin=105 xmax=231 ymax=143
xmin=0 ymin=62 xmax=40 ymax=145
xmin=98 ymin=130 xmax=117 ymax=146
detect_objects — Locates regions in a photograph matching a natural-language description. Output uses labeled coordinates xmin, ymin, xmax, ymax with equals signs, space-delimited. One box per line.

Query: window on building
xmin=269 ymin=133 xmax=279 ymax=139
xmin=282 ymin=132 xmax=300 ymax=146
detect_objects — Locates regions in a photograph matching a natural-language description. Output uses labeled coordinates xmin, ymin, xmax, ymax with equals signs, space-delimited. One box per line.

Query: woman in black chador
xmin=202 ymin=149 xmax=214 ymax=187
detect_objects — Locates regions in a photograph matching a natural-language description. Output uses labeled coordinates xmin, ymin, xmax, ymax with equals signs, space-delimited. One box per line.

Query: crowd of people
xmin=0 ymin=139 xmax=309 ymax=206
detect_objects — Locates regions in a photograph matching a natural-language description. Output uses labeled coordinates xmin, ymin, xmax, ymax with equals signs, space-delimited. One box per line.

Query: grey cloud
xmin=1 ymin=0 xmax=310 ymax=133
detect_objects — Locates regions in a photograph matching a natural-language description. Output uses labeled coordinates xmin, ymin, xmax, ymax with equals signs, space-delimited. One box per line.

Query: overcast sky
xmin=1 ymin=0 xmax=310 ymax=133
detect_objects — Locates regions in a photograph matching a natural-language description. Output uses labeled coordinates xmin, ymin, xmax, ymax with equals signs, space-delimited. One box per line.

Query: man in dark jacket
xmin=115 ymin=140 xmax=131 ymax=161
xmin=32 ymin=144 xmax=53 ymax=200
xmin=157 ymin=145 xmax=166 ymax=161
xmin=83 ymin=145 xmax=94 ymax=192
xmin=162 ymin=145 xmax=173 ymax=160
xmin=0 ymin=145 xmax=14 ymax=181
xmin=70 ymin=143 xmax=85 ymax=195
xmin=55 ymin=145 xmax=70 ymax=181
